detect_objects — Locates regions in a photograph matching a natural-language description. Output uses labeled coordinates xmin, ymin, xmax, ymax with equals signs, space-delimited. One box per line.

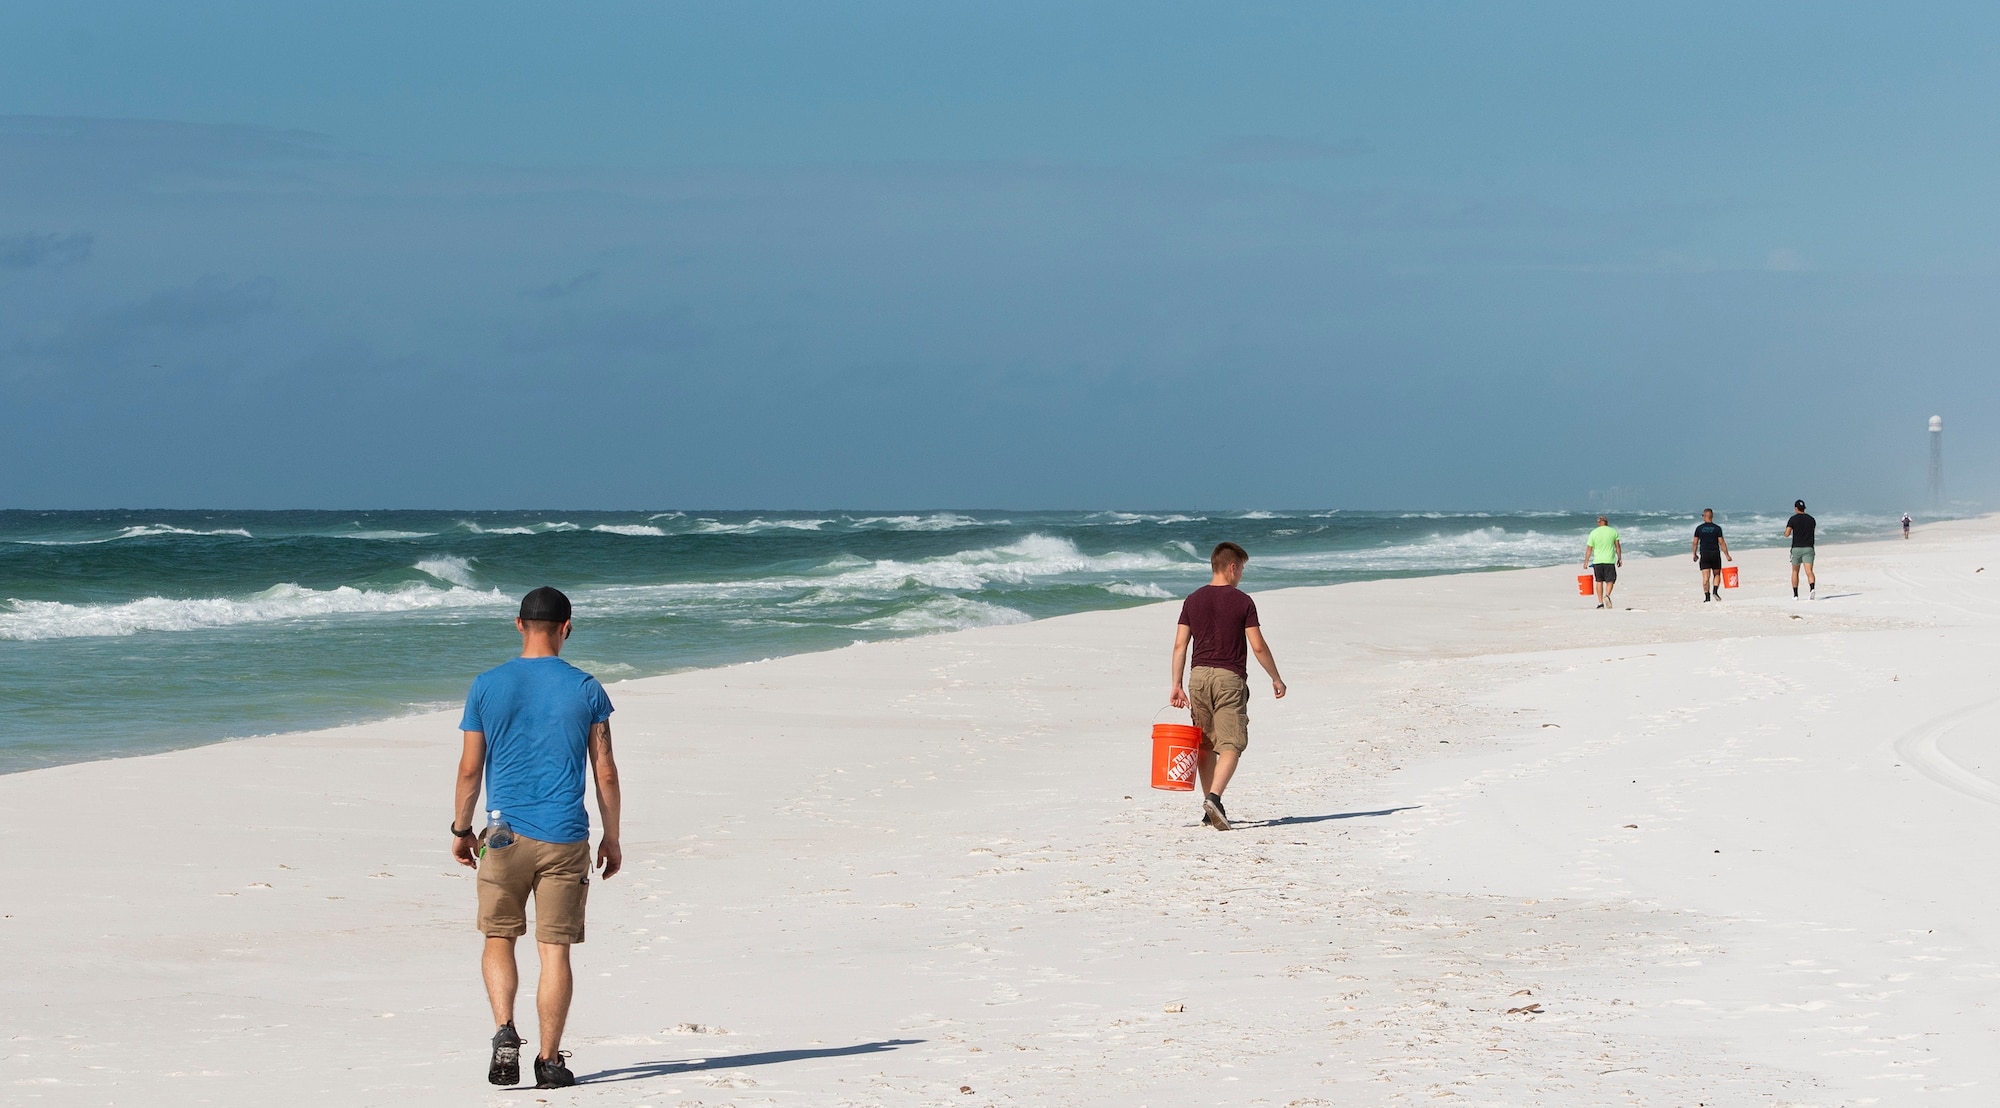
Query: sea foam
xmin=0 ymin=582 xmax=508 ymax=641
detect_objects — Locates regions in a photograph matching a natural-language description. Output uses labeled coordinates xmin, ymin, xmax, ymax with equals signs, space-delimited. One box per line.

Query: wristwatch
xmin=451 ymin=823 xmax=476 ymax=838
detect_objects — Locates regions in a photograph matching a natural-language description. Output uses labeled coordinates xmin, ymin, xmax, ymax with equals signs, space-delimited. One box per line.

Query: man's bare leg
xmin=1211 ymin=749 xmax=1240 ymax=795
xmin=535 ymin=941 xmax=575 ymax=1061
xmin=482 ymin=936 xmax=519 ymax=1028
xmin=1198 ymin=747 xmax=1241 ymax=797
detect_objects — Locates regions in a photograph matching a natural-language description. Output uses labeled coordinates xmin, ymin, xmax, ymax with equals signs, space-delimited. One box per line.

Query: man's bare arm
xmin=1246 ymin=626 xmax=1287 ymax=699
xmin=1169 ymin=623 xmax=1192 ymax=708
xmin=451 ymin=731 xmax=485 ymax=869
xmin=588 ymin=720 xmax=623 ymax=879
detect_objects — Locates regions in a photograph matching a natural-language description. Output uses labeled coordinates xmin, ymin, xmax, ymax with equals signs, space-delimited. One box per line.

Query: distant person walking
xmin=452 ymin=587 xmax=623 ymax=1089
xmin=1584 ymin=516 xmax=1622 ymax=609
xmin=1169 ymin=542 xmax=1286 ymax=832
xmin=1785 ymin=500 xmax=1817 ymax=599
xmin=1693 ymin=509 xmax=1732 ymax=602
xmin=1903 ymin=512 xmax=1913 ymax=539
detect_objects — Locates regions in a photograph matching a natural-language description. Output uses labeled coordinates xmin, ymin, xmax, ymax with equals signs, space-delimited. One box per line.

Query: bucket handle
xmin=1153 ymin=704 xmax=1194 ymax=724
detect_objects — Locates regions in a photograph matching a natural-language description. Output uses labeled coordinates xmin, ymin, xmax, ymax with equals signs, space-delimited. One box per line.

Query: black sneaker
xmin=534 ymin=1052 xmax=577 ymax=1089
xmin=1203 ymin=792 xmax=1231 ymax=832
xmin=488 ymin=1022 xmax=522 ymax=1086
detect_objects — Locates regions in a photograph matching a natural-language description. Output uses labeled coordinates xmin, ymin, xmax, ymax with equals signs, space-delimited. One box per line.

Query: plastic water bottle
xmin=485 ymin=809 xmax=514 ymax=851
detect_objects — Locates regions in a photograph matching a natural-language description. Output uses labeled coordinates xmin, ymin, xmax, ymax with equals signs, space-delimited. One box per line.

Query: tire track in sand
xmin=1894 ymin=695 xmax=2000 ymax=808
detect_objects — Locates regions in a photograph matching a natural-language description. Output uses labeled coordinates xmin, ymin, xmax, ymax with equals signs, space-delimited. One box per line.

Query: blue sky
xmin=2 ymin=2 xmax=1995 ymax=509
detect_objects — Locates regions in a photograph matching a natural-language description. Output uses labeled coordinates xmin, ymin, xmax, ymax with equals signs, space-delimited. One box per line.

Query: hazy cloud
xmin=1201 ymin=135 xmax=1369 ymax=164
xmin=10 ymin=276 xmax=278 ymax=370
xmin=1765 ymin=247 xmax=1810 ymax=272
xmin=0 ymin=115 xmax=332 ymax=198
xmin=0 ymin=231 xmax=93 ymax=270
xmin=107 ymin=276 xmax=278 ymax=333
xmin=525 ymin=269 xmax=603 ymax=299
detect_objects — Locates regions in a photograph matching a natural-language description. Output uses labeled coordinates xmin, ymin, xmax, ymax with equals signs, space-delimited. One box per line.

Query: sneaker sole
xmin=1203 ymin=797 xmax=1231 ymax=831
xmin=489 ymin=1043 xmax=520 ymax=1086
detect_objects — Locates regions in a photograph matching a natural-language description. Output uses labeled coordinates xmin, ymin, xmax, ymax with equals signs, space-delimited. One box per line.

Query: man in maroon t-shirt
xmin=1170 ymin=542 xmax=1287 ymax=831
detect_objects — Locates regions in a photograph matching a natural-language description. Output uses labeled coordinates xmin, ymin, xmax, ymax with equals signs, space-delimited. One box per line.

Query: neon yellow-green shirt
xmin=1587 ymin=525 xmax=1620 ymax=564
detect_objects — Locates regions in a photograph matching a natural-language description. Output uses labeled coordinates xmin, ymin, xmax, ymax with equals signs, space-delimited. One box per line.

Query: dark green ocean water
xmin=0 ymin=508 xmax=1884 ymax=771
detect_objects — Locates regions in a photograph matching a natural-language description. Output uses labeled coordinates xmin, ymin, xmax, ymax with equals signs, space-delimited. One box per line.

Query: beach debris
xmin=1623 ymin=824 xmax=1638 ymax=829
xmin=1510 ymin=989 xmax=1533 ymax=996
xmin=960 ymin=1086 xmax=975 ymax=1094
xmin=1541 ymin=723 xmax=1560 ymax=729
xmin=1505 ymin=1003 xmax=1543 ymax=1015
xmin=1163 ymin=1002 xmax=1185 ymax=1013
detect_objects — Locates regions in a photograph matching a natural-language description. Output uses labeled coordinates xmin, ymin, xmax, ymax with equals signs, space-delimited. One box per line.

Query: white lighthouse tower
xmin=1928 ymin=415 xmax=1944 ymax=509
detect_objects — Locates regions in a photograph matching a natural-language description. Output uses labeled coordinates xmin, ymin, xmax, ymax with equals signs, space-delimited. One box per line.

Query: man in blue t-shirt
xmin=450 ymin=587 xmax=622 ymax=1090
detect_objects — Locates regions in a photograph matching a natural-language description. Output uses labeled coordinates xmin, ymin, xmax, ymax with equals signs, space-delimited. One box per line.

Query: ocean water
xmin=0 ymin=508 xmax=1889 ymax=772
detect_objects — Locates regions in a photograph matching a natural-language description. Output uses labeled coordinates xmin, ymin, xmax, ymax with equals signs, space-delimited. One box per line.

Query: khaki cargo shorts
xmin=1188 ymin=666 xmax=1250 ymax=754
xmin=477 ymin=833 xmax=591 ymax=944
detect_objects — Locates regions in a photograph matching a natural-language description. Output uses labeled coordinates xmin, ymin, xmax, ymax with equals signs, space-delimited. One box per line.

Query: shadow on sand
xmin=1235 ymin=805 xmax=1420 ymax=829
xmin=579 ymin=1039 xmax=924 ymax=1085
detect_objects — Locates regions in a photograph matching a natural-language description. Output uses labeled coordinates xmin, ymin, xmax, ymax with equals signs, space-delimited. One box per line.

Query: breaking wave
xmin=853 ymin=596 xmax=1032 ymax=633
xmin=0 ymin=582 xmax=509 ymax=641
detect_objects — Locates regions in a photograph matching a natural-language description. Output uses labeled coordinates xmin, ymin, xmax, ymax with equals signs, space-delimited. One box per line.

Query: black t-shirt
xmin=1787 ymin=513 xmax=1816 ymax=548
xmin=1694 ymin=521 xmax=1723 ymax=556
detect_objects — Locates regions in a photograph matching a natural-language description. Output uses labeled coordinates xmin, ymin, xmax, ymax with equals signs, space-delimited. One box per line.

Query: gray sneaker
xmin=488 ymin=1022 xmax=522 ymax=1086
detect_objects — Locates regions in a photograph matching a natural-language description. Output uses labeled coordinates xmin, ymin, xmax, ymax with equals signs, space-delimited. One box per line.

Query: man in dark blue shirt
xmin=451 ymin=587 xmax=622 ymax=1089
xmin=1692 ymin=509 xmax=1731 ymax=602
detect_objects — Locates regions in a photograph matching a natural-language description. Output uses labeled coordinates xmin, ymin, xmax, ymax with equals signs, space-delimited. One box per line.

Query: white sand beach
xmin=6 ymin=517 xmax=1999 ymax=1106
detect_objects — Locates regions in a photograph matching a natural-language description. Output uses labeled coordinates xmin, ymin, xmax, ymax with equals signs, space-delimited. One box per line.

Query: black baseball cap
xmin=519 ymin=586 xmax=572 ymax=623
xmin=1794 ymin=499 xmax=1807 ymax=511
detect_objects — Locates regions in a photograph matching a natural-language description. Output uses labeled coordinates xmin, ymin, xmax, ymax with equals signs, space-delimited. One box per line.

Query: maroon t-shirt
xmin=1178 ymin=584 xmax=1260 ymax=679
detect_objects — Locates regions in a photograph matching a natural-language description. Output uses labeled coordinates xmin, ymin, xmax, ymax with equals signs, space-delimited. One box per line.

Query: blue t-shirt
xmin=459 ymin=656 xmax=614 ymax=845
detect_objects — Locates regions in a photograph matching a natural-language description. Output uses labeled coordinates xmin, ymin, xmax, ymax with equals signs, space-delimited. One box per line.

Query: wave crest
xmin=0 ymin=582 xmax=509 ymax=641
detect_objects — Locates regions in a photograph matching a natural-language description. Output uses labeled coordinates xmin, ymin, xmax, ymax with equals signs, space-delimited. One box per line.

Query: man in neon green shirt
xmin=1583 ymin=516 xmax=1622 ymax=609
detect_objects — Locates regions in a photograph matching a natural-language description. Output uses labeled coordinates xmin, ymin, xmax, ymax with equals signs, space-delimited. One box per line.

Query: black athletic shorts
xmin=1592 ymin=563 xmax=1617 ymax=582
xmin=1698 ymin=553 xmax=1722 ymax=571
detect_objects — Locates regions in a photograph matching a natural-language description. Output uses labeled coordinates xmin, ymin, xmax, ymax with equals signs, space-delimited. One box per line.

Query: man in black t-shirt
xmin=1785 ymin=499 xmax=1817 ymax=599
xmin=1691 ymin=509 xmax=1731 ymax=602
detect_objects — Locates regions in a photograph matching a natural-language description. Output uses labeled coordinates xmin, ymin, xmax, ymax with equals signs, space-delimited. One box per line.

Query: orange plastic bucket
xmin=1150 ymin=722 xmax=1205 ymax=791
xmin=1577 ymin=573 xmax=1594 ymax=595
xmin=1721 ymin=565 xmax=1739 ymax=589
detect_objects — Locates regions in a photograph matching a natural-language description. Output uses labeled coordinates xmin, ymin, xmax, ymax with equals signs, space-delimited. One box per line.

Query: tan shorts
xmin=1188 ymin=666 xmax=1250 ymax=754
xmin=477 ymin=833 xmax=591 ymax=944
